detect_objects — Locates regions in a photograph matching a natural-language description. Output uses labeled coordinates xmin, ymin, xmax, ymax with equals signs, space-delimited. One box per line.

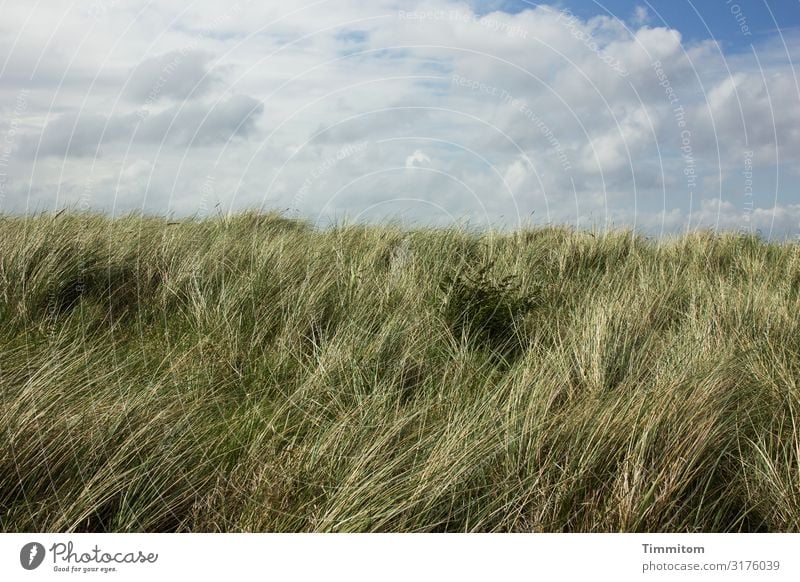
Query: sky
xmin=1 ymin=0 xmax=799 ymax=237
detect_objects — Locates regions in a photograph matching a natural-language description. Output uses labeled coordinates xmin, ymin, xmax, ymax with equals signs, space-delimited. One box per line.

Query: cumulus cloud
xmin=405 ymin=150 xmax=432 ymax=168
xmin=124 ymin=51 xmax=224 ymax=103
xmin=20 ymin=95 xmax=263 ymax=158
xmin=138 ymin=94 xmax=264 ymax=146
xmin=631 ymin=6 xmax=651 ymax=26
xmin=23 ymin=111 xmax=135 ymax=158
xmin=0 ymin=1 xmax=798 ymax=237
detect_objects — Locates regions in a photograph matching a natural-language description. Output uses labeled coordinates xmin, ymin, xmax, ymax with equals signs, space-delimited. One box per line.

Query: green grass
xmin=2 ymin=211 xmax=800 ymax=532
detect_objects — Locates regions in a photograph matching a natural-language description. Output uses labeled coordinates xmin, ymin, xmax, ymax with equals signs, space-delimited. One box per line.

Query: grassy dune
xmin=1 ymin=212 xmax=800 ymax=532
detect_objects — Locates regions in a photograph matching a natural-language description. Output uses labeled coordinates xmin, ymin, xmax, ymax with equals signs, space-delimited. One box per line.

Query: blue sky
xmin=1 ymin=1 xmax=799 ymax=237
xmin=482 ymin=0 xmax=800 ymax=47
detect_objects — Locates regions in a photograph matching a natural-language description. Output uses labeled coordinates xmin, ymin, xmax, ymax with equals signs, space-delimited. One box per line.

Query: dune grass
xmin=1 ymin=211 xmax=800 ymax=532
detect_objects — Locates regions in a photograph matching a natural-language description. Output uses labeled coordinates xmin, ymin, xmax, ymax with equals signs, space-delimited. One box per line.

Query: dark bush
xmin=440 ymin=259 xmax=536 ymax=355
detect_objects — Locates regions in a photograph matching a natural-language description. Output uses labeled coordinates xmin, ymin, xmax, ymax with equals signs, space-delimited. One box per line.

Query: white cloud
xmin=0 ymin=1 xmax=798 ymax=237
xmin=631 ymin=6 xmax=650 ymax=27
xmin=502 ymin=157 xmax=529 ymax=192
xmin=405 ymin=149 xmax=432 ymax=169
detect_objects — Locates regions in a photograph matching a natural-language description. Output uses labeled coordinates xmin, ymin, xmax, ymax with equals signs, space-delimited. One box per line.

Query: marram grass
xmin=2 ymin=211 xmax=800 ymax=532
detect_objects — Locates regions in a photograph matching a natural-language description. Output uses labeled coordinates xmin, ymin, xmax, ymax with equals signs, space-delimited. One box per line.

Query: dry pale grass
xmin=1 ymin=211 xmax=799 ymax=532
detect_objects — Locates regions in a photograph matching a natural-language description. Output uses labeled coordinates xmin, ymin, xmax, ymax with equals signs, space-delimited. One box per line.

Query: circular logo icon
xmin=20 ymin=542 xmax=45 ymax=570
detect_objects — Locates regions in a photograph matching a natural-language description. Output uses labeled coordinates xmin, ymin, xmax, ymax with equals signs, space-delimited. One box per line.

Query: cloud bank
xmin=0 ymin=1 xmax=798 ymax=237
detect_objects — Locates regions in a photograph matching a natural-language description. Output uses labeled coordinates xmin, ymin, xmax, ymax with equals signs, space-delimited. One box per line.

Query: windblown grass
xmin=1 ymin=211 xmax=799 ymax=532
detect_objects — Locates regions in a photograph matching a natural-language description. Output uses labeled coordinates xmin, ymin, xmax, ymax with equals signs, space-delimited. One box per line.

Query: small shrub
xmin=440 ymin=258 xmax=536 ymax=355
